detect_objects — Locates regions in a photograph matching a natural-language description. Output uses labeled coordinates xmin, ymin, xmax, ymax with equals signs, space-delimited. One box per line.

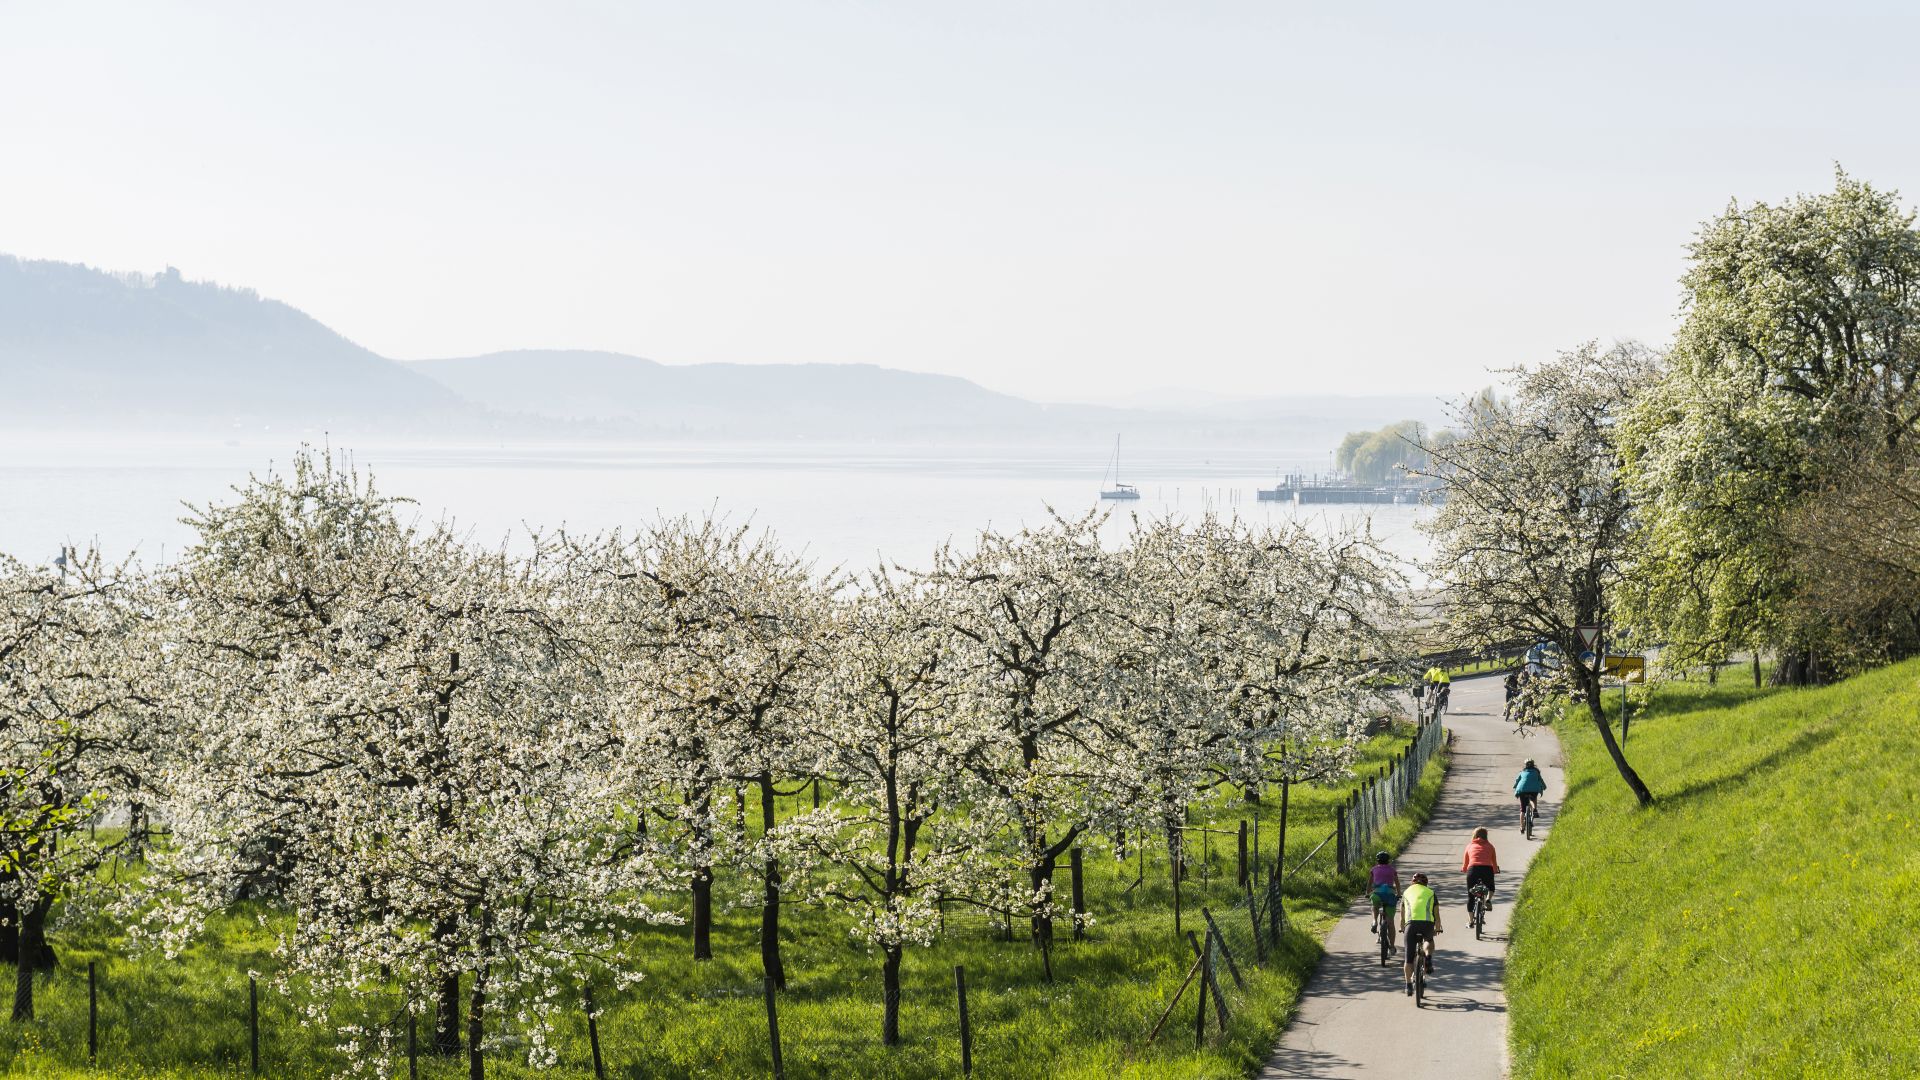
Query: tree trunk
xmin=1773 ymin=650 xmax=1823 ymax=686
xmin=695 ymin=780 xmax=718 ymax=957
xmin=467 ymin=966 xmax=486 ymax=1080
xmin=1581 ymin=667 xmax=1653 ymax=806
xmin=434 ymin=967 xmax=461 ymax=1055
xmin=691 ymin=863 xmax=714 ymax=961
xmin=880 ymin=944 xmax=903 ymax=1046
xmin=431 ymin=913 xmax=461 ymax=1055
xmin=0 ymin=868 xmax=19 ymax=965
xmin=8 ymin=936 xmax=29 ymax=1023
xmin=9 ymin=901 xmax=48 ymax=1022
xmin=758 ymin=773 xmax=785 ymax=989
xmin=1029 ymin=857 xmax=1054 ymax=950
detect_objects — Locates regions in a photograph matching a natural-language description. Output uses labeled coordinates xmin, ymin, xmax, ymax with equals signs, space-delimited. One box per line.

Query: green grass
xmin=0 ymin=730 xmax=1449 ymax=1079
xmin=1508 ymin=661 xmax=1920 ymax=1079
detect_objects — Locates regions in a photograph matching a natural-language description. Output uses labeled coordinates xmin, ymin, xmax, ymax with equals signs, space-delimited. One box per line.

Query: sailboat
xmin=1099 ymin=436 xmax=1141 ymax=500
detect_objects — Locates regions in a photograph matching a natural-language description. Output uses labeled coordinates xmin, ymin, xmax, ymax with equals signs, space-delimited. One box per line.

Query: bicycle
xmin=1468 ymin=883 xmax=1491 ymax=940
xmin=1412 ymin=943 xmax=1428 ymax=1007
xmin=1374 ymin=901 xmax=1397 ymax=966
xmin=1521 ymin=799 xmax=1536 ymax=840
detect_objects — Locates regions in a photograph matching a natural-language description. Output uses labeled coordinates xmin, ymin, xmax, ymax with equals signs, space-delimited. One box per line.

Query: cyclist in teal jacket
xmin=1513 ymin=759 xmax=1546 ymax=829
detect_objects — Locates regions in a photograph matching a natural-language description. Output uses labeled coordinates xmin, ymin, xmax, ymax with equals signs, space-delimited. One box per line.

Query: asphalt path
xmin=1260 ymin=672 xmax=1564 ymax=1079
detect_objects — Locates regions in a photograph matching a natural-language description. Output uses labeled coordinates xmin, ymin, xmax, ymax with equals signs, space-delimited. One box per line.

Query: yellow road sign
xmin=1603 ymin=654 xmax=1645 ymax=681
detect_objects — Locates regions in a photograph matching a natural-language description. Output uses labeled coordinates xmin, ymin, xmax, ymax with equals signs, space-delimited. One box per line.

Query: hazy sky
xmin=4 ymin=2 xmax=1917 ymax=402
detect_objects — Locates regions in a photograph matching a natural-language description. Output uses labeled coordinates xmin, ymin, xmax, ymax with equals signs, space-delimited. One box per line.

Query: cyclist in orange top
xmin=1461 ymin=826 xmax=1499 ymax=910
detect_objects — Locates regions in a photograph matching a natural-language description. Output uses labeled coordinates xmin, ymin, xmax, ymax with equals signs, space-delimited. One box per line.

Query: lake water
xmin=0 ymin=437 xmax=1436 ymax=574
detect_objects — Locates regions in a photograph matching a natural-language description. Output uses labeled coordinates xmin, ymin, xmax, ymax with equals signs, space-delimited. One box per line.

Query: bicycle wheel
xmin=1414 ymin=961 xmax=1425 ymax=1006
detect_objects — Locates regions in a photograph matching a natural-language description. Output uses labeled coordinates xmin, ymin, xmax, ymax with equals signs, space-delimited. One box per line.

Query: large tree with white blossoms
xmin=154 ymin=450 xmax=670 ymax=1078
xmin=923 ymin=511 xmax=1122 ymax=953
xmin=0 ymin=548 xmax=161 ymax=1021
xmin=1419 ymin=344 xmax=1657 ymax=806
xmin=1210 ymin=520 xmax=1408 ymax=878
xmin=1624 ymin=172 xmax=1920 ymax=680
xmin=777 ymin=572 xmax=1005 ymax=1046
xmin=1102 ymin=517 xmax=1234 ymax=920
xmin=575 ymin=515 xmax=829 ymax=988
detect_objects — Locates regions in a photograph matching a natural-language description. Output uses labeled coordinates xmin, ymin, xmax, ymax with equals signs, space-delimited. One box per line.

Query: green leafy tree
xmin=1335 ymin=420 xmax=1433 ymax=483
xmin=1622 ymin=171 xmax=1920 ymax=681
xmin=1419 ymin=343 xmax=1658 ymax=806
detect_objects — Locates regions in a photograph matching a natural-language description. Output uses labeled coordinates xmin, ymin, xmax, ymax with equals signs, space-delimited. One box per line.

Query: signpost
xmin=1576 ymin=625 xmax=1602 ymax=654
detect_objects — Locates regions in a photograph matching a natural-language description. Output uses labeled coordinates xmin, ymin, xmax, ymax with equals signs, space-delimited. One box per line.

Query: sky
xmin=4 ymin=1 xmax=1919 ymax=403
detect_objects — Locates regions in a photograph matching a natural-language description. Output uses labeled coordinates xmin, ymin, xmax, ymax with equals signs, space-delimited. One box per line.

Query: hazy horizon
xmin=8 ymin=3 xmax=1918 ymax=403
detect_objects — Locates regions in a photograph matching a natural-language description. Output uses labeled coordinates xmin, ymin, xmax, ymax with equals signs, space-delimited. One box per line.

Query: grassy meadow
xmin=1507 ymin=661 xmax=1920 ymax=1078
xmin=0 ymin=728 xmax=1448 ymax=1079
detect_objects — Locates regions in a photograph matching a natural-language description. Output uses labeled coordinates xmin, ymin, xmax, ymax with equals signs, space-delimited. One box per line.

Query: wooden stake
xmin=954 ymin=965 xmax=973 ymax=1077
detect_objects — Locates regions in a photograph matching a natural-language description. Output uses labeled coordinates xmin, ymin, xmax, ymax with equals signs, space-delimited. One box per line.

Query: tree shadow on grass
xmin=1658 ymin=723 xmax=1841 ymax=807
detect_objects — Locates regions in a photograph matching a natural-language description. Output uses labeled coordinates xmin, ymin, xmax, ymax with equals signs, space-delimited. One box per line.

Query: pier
xmin=1255 ymin=472 xmax=1442 ymax=506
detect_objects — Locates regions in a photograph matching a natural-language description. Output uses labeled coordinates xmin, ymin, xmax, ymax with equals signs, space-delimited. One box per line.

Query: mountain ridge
xmin=0 ymin=255 xmax=1446 ymax=445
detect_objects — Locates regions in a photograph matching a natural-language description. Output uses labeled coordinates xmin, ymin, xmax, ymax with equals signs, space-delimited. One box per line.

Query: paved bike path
xmin=1260 ymin=673 xmax=1563 ymax=1079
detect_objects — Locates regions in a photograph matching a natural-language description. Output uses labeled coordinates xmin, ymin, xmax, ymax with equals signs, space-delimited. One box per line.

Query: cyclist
xmin=1503 ymin=671 xmax=1521 ymax=720
xmin=1397 ymin=871 xmax=1441 ymax=994
xmin=1513 ymin=758 xmax=1547 ymax=830
xmin=1422 ymin=666 xmax=1451 ymax=719
xmin=1367 ymin=851 xmax=1400 ymax=939
xmin=1461 ymin=826 xmax=1500 ymax=915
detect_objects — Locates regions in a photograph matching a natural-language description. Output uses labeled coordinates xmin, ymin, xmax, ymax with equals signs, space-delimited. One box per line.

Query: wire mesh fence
xmin=1335 ymin=714 xmax=1446 ymax=876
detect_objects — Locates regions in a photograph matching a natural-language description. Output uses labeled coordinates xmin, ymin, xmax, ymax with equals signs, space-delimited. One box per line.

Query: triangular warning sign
xmin=1576 ymin=625 xmax=1602 ymax=652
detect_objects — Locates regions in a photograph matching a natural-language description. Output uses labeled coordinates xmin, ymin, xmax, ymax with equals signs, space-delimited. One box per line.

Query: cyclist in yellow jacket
xmin=1422 ymin=667 xmax=1452 ymax=718
xmin=1398 ymin=871 xmax=1443 ymax=995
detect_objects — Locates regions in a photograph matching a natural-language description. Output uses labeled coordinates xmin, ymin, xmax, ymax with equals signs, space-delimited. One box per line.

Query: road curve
xmin=1259 ymin=672 xmax=1564 ymax=1079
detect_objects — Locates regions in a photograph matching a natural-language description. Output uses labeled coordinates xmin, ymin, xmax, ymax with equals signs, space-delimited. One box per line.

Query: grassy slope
xmin=1509 ymin=662 xmax=1920 ymax=1079
xmin=1 ymin=731 xmax=1448 ymax=1079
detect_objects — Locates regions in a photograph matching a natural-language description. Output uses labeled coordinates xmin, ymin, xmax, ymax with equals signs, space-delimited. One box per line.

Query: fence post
xmin=1251 ymin=815 xmax=1259 ymax=881
xmin=1173 ymin=851 xmax=1183 ymax=938
xmin=954 ymin=965 xmax=972 ymax=1077
xmin=764 ymin=977 xmax=785 ymax=1080
xmin=1201 ymin=909 xmax=1245 ymax=991
xmin=1070 ymin=846 xmax=1086 ymax=941
xmin=1193 ymin=945 xmax=1207 ymax=1048
xmin=1335 ymin=796 xmax=1349 ymax=875
xmin=87 ymin=961 xmax=97 ymax=1064
xmin=1236 ymin=821 xmax=1248 ymax=887
xmin=248 ymin=974 xmax=260 ymax=1076
xmin=584 ymin=982 xmax=607 ymax=1080
xmin=408 ymin=1010 xmax=419 ymax=1080
xmin=1187 ymin=930 xmax=1229 ymax=1034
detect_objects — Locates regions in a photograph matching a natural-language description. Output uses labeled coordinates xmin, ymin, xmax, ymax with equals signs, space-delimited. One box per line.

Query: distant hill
xmin=406 ymin=350 xmax=1095 ymax=439
xmin=409 ymin=351 xmax=1453 ymax=443
xmin=0 ymin=254 xmax=1448 ymax=447
xmin=0 ymin=257 xmax=460 ymax=430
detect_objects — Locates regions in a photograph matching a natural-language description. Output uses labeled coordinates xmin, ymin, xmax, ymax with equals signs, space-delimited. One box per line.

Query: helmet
xmin=1375 ymin=851 xmax=1390 ymax=863
xmin=1524 ymin=759 xmax=1536 ymax=769
xmin=1412 ymin=872 xmax=1429 ymax=885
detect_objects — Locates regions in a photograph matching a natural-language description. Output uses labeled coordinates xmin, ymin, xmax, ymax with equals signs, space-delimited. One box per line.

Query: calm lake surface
xmin=0 ymin=437 xmax=1436 ymax=574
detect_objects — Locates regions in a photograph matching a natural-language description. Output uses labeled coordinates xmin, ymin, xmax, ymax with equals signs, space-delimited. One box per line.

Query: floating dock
xmin=1256 ymin=473 xmax=1443 ymax=505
